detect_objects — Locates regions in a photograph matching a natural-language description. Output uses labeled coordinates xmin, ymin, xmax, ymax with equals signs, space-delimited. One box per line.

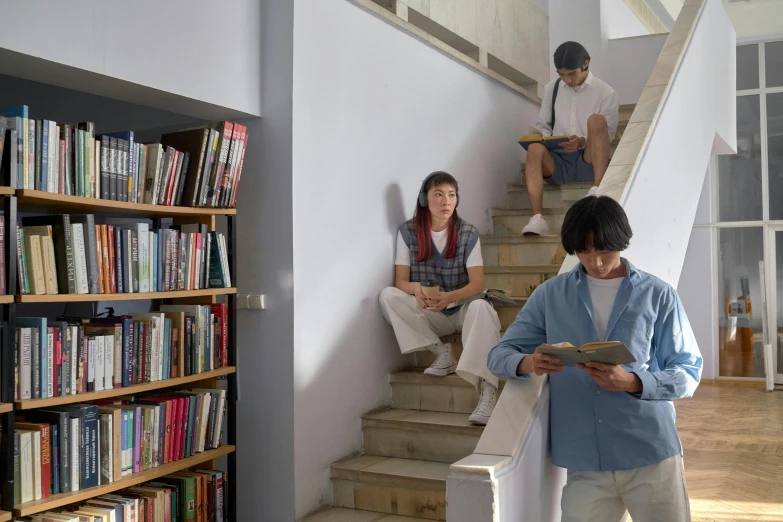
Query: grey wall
xmin=235 ymin=0 xmax=295 ymax=520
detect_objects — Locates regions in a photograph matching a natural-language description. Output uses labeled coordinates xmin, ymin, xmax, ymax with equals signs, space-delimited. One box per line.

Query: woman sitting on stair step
xmin=379 ymin=171 xmax=501 ymax=425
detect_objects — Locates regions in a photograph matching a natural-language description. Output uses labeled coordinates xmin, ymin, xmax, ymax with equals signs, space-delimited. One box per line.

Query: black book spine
xmin=85 ymin=406 xmax=99 ymax=489
xmin=184 ymin=316 xmax=192 ymax=376
xmin=175 ymin=151 xmax=190 ymax=206
xmin=109 ymin=137 xmax=118 ymax=201
xmin=131 ymin=230 xmax=139 ymax=292
xmin=13 ymin=432 xmax=20 ymax=506
xmin=35 ymin=119 xmax=42 ymax=190
xmin=100 ymin=136 xmax=110 ymax=200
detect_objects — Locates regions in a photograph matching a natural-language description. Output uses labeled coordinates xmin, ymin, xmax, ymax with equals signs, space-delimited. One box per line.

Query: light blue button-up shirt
xmin=487 ymin=259 xmax=702 ymax=471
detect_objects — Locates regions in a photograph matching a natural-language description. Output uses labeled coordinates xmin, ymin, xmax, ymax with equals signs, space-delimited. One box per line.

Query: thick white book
xmin=70 ymin=417 xmax=80 ymax=491
xmin=71 ymin=223 xmax=89 ymax=294
xmin=18 ymin=430 xmax=34 ymax=503
xmin=93 ymin=337 xmax=104 ymax=392
xmin=103 ymin=335 xmax=114 ymax=390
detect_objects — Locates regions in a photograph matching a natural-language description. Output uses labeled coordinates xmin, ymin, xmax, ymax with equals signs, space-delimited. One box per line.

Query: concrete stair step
xmin=484 ymin=264 xmax=559 ymax=298
xmin=362 ymin=409 xmax=483 ymax=463
xmin=506 ymin=180 xmax=589 ymax=210
xmin=481 ymin=234 xmax=566 ymax=266
xmin=331 ymin=456 xmax=448 ymax=521
xmin=492 ymin=207 xmax=568 ymax=236
xmin=304 ymin=507 xmax=434 ymax=521
xmin=391 ymin=369 xmax=505 ymax=414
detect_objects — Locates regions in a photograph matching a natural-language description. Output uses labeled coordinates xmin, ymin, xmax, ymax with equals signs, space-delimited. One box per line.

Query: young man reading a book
xmin=521 ymin=41 xmax=619 ymax=236
xmin=488 ymin=196 xmax=702 ymax=522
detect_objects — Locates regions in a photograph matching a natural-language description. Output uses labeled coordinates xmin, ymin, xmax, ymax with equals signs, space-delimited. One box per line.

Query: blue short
xmin=546 ymin=149 xmax=594 ymax=185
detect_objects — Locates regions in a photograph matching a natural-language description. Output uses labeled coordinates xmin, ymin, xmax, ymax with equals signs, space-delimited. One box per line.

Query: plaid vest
xmin=400 ymin=218 xmax=479 ymax=293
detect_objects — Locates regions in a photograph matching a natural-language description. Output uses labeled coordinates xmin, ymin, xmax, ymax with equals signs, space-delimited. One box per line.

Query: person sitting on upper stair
xmin=379 ymin=171 xmax=501 ymax=425
xmin=521 ymin=41 xmax=619 ymax=237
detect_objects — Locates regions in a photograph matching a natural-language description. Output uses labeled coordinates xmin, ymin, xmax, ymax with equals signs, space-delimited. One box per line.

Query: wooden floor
xmin=676 ymin=381 xmax=783 ymax=521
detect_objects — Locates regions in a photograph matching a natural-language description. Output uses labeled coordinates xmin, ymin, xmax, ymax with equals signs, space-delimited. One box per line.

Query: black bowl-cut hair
xmin=561 ymin=196 xmax=633 ymax=255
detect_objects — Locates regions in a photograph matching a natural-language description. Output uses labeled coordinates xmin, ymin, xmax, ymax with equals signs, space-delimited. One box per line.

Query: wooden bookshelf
xmin=14 ymin=445 xmax=236 ymax=516
xmin=0 ymin=187 xmax=14 ymax=196
xmin=0 ymin=295 xmax=13 ymax=304
xmin=16 ymin=189 xmax=237 ymax=218
xmin=16 ymin=287 xmax=236 ymax=303
xmin=15 ymin=366 xmax=235 ymax=410
xmin=0 ymin=510 xmax=11 ymax=522
xmin=0 ymin=403 xmax=13 ymax=414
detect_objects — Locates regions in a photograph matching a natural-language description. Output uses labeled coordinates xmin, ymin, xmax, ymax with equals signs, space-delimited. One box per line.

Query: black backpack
xmin=550 ymin=78 xmax=561 ymax=129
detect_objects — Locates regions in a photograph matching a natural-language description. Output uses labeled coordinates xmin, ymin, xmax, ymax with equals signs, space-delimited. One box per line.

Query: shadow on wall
xmin=292 ymin=101 xmax=528 ymax=518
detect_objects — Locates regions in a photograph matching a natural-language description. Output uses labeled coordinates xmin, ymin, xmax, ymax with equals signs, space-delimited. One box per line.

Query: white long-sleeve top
xmin=535 ymin=72 xmax=619 ymax=141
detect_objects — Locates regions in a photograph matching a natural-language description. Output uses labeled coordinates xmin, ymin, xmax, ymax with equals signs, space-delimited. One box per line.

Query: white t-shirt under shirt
xmin=395 ymin=229 xmax=483 ymax=267
xmin=585 ymin=274 xmax=624 ymax=341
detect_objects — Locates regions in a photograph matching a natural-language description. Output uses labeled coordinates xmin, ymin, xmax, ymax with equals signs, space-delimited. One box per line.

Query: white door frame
xmin=764 ymin=224 xmax=783 ymax=384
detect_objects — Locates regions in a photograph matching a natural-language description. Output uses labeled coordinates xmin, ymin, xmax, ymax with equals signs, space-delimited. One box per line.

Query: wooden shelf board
xmin=0 ymin=510 xmax=11 ymax=522
xmin=0 ymin=403 xmax=13 ymax=414
xmin=0 ymin=186 xmax=15 ymax=196
xmin=16 ymin=287 xmax=236 ymax=303
xmin=16 ymin=189 xmax=237 ymax=218
xmin=15 ymin=445 xmax=236 ymax=516
xmin=0 ymin=295 xmax=13 ymax=304
xmin=15 ymin=366 xmax=235 ymax=410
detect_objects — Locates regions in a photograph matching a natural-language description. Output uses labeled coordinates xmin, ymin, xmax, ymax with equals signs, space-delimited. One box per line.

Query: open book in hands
xmin=518 ymin=126 xmax=569 ymax=151
xmin=445 ymin=289 xmax=517 ymax=310
xmin=536 ymin=341 xmax=637 ymax=367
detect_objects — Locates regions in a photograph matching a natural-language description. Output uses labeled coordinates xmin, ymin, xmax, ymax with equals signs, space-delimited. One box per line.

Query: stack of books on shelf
xmin=0 ymin=105 xmax=248 ymax=208
xmin=14 ymin=306 xmax=229 ymax=401
xmin=14 ymin=399 xmax=227 ymax=507
xmin=17 ymin=214 xmax=231 ymax=295
xmin=15 ymin=466 xmax=227 ymax=521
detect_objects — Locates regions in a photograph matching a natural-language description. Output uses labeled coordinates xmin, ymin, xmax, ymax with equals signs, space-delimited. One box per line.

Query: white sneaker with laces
xmin=469 ymin=379 xmax=497 ymax=425
xmin=586 ymin=186 xmax=599 ymax=197
xmin=521 ymin=214 xmax=549 ymax=236
xmin=423 ymin=343 xmax=457 ymax=377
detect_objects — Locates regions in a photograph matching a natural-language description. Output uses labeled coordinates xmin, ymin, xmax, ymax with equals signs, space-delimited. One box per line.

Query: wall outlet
xmin=237 ymin=293 xmax=266 ymax=310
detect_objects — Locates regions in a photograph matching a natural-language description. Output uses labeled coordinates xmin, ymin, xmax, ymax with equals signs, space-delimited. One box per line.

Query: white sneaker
xmin=423 ymin=343 xmax=457 ymax=377
xmin=469 ymin=380 xmax=497 ymax=425
xmin=586 ymin=186 xmax=599 ymax=197
xmin=521 ymin=214 xmax=549 ymax=236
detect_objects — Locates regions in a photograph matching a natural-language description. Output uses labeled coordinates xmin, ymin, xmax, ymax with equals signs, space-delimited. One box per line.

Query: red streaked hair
xmin=414 ymin=173 xmax=459 ymax=262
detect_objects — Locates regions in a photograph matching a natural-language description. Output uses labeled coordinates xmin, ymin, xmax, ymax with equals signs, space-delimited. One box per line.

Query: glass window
xmin=737 ymin=44 xmax=759 ymax=90
xmin=717 ymin=95 xmax=762 ymax=222
xmin=764 ymin=40 xmax=783 ymax=88
xmin=718 ymin=227 xmax=764 ymax=378
xmin=767 ymin=92 xmax=783 ymax=220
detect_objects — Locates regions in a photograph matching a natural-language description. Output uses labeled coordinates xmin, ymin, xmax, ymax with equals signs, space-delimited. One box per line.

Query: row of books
xmin=17 ymin=465 xmax=226 ymax=521
xmin=15 ymin=389 xmax=227 ymax=507
xmin=15 ymin=305 xmax=228 ymax=401
xmin=0 ymin=106 xmax=248 ymax=208
xmin=17 ymin=214 xmax=231 ymax=295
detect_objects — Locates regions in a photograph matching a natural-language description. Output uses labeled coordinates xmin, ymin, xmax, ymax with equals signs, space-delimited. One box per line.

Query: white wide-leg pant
xmin=379 ymin=286 xmax=501 ymax=390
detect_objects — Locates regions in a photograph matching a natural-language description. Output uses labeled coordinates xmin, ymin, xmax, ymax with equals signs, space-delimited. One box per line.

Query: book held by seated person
xmin=518 ymin=126 xmax=569 ymax=151
xmin=535 ymin=341 xmax=637 ymax=366
xmin=445 ymin=289 xmax=517 ymax=310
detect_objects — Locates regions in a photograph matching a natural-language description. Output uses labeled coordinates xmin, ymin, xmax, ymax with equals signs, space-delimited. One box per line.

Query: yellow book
xmin=23 ymin=225 xmax=59 ymax=294
xmin=536 ymin=341 xmax=637 ymax=366
xmin=23 ymin=233 xmax=46 ymax=295
xmin=518 ymin=126 xmax=569 ymax=151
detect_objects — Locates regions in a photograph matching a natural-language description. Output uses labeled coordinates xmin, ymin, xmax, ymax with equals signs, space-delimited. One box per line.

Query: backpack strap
xmin=549 ymin=78 xmax=561 ymax=130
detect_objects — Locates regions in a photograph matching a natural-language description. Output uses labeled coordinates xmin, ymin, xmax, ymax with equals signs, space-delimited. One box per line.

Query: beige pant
xmin=379 ymin=286 xmax=501 ymax=390
xmin=561 ymin=454 xmax=691 ymax=522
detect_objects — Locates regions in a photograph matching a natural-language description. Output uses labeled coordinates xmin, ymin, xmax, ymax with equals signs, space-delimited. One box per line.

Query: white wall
xmin=618 ymin=0 xmax=736 ymax=288
xmin=724 ymin=0 xmax=783 ymax=40
xmin=603 ymin=0 xmax=652 ymax=39
xmin=607 ymin=34 xmax=668 ymax=105
xmin=548 ymin=0 xmax=609 ymax=81
xmin=678 ymin=168 xmax=717 ymax=379
xmin=291 ymin=0 xmax=540 ymax=516
xmin=0 ymin=0 xmax=261 ymax=116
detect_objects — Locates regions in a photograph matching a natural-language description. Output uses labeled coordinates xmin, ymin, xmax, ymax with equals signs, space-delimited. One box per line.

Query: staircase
xmin=304 ymin=105 xmax=635 ymax=522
